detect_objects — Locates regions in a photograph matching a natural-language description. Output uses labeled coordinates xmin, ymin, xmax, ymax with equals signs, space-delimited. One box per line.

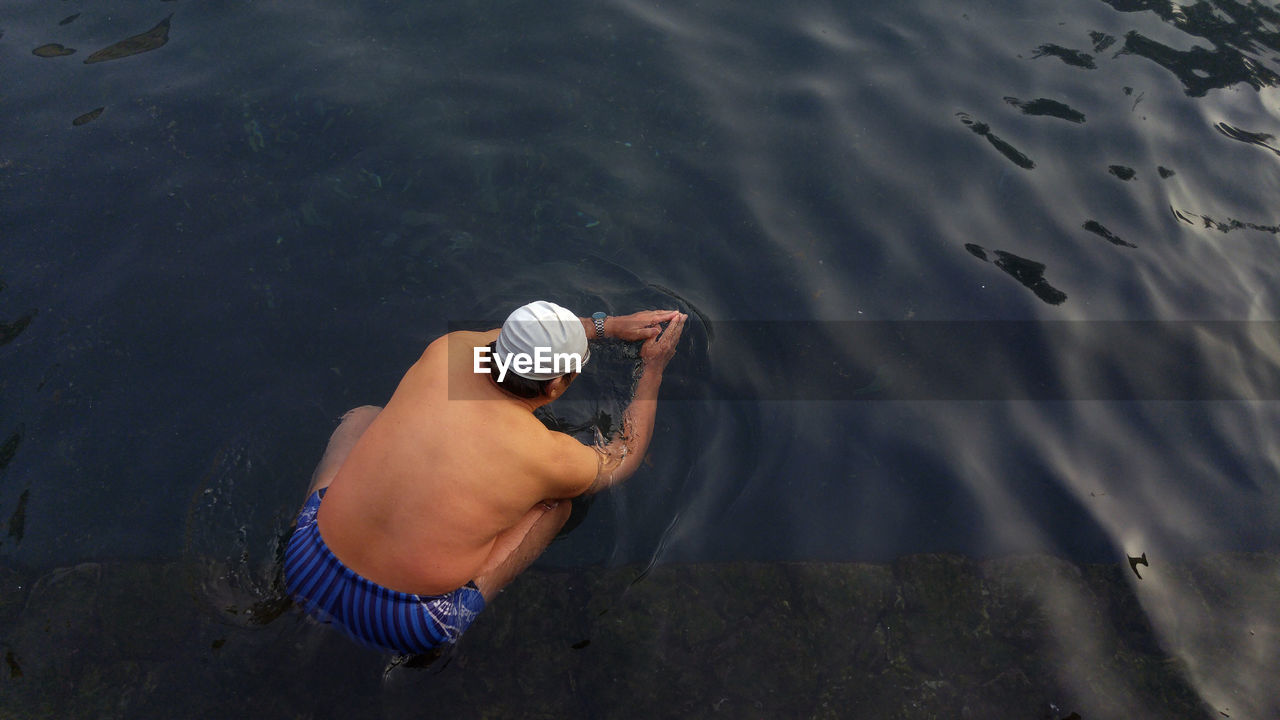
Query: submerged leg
xmin=472 ymin=501 xmax=572 ymax=602
xmin=304 ymin=405 xmax=382 ymax=498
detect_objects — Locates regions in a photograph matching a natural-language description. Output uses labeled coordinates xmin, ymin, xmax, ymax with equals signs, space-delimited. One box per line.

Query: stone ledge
xmin=1 ymin=554 xmax=1275 ymax=719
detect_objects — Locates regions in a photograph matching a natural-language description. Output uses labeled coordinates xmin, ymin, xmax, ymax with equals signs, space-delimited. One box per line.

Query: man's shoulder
xmin=416 ymin=330 xmax=502 ymax=377
xmin=424 ymin=328 xmax=499 ymax=354
xmin=529 ymin=429 xmax=599 ymax=497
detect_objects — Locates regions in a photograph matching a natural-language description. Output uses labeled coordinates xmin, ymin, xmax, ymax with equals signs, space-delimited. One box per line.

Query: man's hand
xmin=639 ymin=313 xmax=687 ymax=372
xmin=605 ymin=310 xmax=682 ymax=342
xmin=571 ymin=311 xmax=687 ymax=496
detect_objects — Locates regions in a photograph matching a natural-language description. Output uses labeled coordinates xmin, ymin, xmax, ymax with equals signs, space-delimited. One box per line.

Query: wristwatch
xmin=591 ymin=312 xmax=607 ymax=340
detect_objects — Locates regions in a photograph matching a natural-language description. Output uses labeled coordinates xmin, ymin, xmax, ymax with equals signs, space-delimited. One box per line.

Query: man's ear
xmin=546 ymin=374 xmax=575 ymax=399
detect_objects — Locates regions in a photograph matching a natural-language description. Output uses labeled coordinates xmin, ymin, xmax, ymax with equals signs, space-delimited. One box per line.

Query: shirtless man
xmin=284 ymin=301 xmax=687 ymax=653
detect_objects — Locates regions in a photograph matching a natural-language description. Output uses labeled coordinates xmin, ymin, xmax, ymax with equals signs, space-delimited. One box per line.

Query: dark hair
xmin=488 ymin=341 xmax=553 ymax=399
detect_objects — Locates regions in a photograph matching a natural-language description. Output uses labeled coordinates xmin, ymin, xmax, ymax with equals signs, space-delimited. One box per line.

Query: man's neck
xmin=489 ymin=376 xmax=551 ymax=413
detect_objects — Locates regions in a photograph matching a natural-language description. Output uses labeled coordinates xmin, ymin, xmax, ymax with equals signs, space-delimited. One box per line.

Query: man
xmin=284 ymin=301 xmax=687 ymax=653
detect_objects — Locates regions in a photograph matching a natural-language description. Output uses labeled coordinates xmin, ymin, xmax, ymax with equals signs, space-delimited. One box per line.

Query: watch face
xmin=592 ymin=312 xmax=606 ymax=321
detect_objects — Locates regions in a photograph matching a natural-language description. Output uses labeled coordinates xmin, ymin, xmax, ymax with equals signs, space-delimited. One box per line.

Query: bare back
xmin=315 ymin=330 xmax=596 ymax=595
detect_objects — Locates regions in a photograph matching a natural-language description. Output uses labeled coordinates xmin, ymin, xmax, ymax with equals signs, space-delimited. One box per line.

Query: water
xmin=1 ymin=0 xmax=1279 ymax=715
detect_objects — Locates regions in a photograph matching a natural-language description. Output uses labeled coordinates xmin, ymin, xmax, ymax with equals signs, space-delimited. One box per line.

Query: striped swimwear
xmin=283 ymin=488 xmax=485 ymax=653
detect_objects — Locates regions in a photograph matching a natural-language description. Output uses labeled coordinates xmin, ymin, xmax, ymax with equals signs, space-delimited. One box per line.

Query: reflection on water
xmin=957 ymin=112 xmax=1038 ymax=169
xmin=0 ymin=282 xmax=37 ymax=348
xmin=965 ymin=245 xmax=1069 ymax=305
xmin=1174 ymin=209 xmax=1280 ymax=234
xmin=83 ymin=14 xmax=172 ymax=65
xmin=1083 ymin=219 xmax=1137 ymax=247
xmin=32 ymin=42 xmax=75 ymax=58
xmin=1004 ymin=96 xmax=1088 ymax=124
xmin=0 ymin=0 xmax=1278 ymax=714
xmin=71 ymin=107 xmax=104 ymax=127
xmin=1033 ymin=43 xmax=1099 ymax=69
xmin=1215 ymin=120 xmax=1280 ymax=156
xmin=1128 ymin=551 xmax=1149 ymax=578
xmin=1103 ymin=0 xmax=1280 ymax=96
xmin=4 ymin=490 xmax=27 ymax=545
xmin=1108 ymin=164 xmax=1138 ymax=180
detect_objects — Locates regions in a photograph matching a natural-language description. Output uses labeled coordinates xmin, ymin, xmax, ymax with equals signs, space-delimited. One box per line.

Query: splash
xmin=182 ymin=437 xmax=294 ymax=627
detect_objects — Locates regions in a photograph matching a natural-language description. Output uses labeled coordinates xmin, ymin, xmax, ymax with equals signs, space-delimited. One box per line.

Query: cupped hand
xmin=607 ymin=310 xmax=682 ymax=342
xmin=639 ymin=313 xmax=687 ymax=371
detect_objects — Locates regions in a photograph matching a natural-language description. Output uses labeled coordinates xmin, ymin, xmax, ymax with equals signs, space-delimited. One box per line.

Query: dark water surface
xmin=2 ymin=0 xmax=1279 ymax=715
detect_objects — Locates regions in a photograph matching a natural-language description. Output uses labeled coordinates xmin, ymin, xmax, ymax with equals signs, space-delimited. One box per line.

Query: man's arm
xmin=585 ymin=363 xmax=665 ymax=493
xmin=548 ymin=313 xmax=687 ymax=496
xmin=579 ymin=310 xmax=680 ymax=343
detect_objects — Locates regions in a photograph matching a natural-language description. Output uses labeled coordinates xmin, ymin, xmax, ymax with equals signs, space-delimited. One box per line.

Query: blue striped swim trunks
xmin=283 ymin=488 xmax=485 ymax=653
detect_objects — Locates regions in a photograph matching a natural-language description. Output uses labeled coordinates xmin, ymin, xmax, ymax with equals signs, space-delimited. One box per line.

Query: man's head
xmin=490 ymin=300 xmax=590 ymax=399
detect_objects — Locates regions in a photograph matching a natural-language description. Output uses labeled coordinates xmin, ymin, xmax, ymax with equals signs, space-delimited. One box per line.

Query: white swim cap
xmin=493 ymin=301 xmax=590 ymax=380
